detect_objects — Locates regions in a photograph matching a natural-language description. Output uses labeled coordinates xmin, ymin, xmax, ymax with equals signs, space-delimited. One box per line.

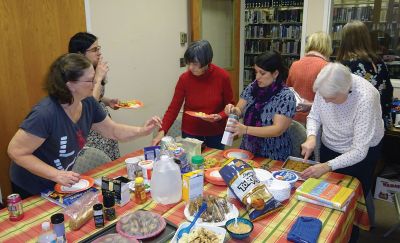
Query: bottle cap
xmin=103 ymin=191 xmax=115 ymax=208
xmin=135 ymin=177 xmax=144 ymax=184
xmin=191 ymin=155 xmax=204 ymax=165
xmin=50 ymin=213 xmax=64 ymax=224
xmin=42 ymin=221 xmax=50 ymax=230
xmin=93 ymin=203 xmax=103 ymax=211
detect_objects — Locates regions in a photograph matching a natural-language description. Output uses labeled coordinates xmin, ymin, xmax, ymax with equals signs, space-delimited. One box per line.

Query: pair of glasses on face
xmin=86 ymin=46 xmax=101 ymax=53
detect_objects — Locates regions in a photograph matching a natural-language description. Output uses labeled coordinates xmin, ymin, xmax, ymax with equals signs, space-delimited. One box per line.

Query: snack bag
xmin=219 ymin=158 xmax=282 ymax=221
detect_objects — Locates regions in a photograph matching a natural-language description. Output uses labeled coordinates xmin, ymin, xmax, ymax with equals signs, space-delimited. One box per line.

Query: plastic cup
xmin=138 ymin=160 xmax=154 ymax=180
xmin=125 ymin=157 xmax=141 ymax=180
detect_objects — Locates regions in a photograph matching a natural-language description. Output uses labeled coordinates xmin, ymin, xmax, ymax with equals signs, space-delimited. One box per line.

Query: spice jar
xmin=50 ymin=213 xmax=66 ymax=242
xmin=191 ymin=155 xmax=204 ymax=170
xmin=93 ymin=203 xmax=104 ymax=228
xmin=134 ymin=177 xmax=147 ymax=204
xmin=103 ymin=191 xmax=116 ymax=221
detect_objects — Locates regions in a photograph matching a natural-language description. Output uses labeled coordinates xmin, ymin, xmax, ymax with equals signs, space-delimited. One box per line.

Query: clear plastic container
xmin=38 ymin=221 xmax=57 ymax=243
xmin=150 ymin=155 xmax=182 ymax=204
xmin=191 ymin=155 xmax=204 ymax=170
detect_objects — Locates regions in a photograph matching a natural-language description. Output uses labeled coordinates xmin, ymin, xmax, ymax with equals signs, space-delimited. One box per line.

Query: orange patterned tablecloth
xmin=0 ymin=148 xmax=369 ymax=243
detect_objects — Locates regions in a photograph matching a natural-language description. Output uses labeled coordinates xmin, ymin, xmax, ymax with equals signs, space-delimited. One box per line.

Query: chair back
xmin=166 ymin=118 xmax=182 ymax=138
xmin=72 ymin=147 xmax=111 ymax=174
xmin=288 ymin=120 xmax=307 ymax=158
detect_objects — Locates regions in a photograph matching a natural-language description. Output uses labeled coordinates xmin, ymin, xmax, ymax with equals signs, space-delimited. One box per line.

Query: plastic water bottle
xmin=150 ymin=155 xmax=182 ymax=204
xmin=38 ymin=221 xmax=56 ymax=243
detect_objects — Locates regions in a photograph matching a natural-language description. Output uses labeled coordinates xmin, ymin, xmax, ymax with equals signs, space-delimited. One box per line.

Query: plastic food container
xmin=272 ymin=170 xmax=299 ymax=188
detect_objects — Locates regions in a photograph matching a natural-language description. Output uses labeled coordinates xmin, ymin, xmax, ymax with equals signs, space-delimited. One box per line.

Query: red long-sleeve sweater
xmin=161 ymin=64 xmax=234 ymax=136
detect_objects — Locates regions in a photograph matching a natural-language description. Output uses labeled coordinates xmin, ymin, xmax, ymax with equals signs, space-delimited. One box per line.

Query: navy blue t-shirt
xmin=10 ymin=96 xmax=107 ymax=194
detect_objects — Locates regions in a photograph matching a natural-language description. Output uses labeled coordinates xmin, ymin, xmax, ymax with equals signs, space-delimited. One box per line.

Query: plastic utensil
xmin=177 ymin=202 xmax=207 ymax=241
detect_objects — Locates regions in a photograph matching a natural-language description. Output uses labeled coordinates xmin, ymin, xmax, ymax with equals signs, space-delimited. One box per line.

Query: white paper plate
xmin=171 ymin=222 xmax=226 ymax=243
xmin=183 ymin=202 xmax=239 ymax=227
xmin=60 ymin=179 xmax=90 ymax=192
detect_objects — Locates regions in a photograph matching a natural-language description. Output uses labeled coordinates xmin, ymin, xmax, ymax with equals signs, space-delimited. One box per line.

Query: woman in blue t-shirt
xmin=224 ymin=51 xmax=296 ymax=161
xmin=8 ymin=53 xmax=161 ymax=198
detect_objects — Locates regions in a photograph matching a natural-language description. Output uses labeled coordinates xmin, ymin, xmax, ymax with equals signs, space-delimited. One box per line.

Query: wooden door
xmin=189 ymin=0 xmax=241 ymax=102
xmin=0 ymin=0 xmax=86 ymax=201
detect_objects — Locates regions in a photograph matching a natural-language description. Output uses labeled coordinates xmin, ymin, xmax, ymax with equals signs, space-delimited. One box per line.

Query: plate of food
xmin=282 ymin=156 xmax=319 ymax=179
xmin=92 ymin=233 xmax=137 ymax=243
xmin=171 ymin=223 xmax=226 ymax=243
xmin=223 ymin=149 xmax=254 ymax=160
xmin=204 ymin=167 xmax=226 ymax=186
xmin=115 ymin=100 xmax=144 ymax=109
xmin=54 ymin=175 xmax=94 ymax=194
xmin=116 ymin=210 xmax=166 ymax=240
xmin=185 ymin=111 xmax=211 ymax=118
xmin=184 ymin=195 xmax=239 ymax=227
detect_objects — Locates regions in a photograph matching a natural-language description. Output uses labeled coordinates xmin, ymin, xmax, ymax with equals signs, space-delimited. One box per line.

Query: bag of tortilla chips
xmin=219 ymin=158 xmax=282 ymax=221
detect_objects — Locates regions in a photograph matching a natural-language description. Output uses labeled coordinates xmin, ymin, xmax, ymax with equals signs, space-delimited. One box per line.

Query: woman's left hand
xmin=300 ymin=163 xmax=331 ymax=179
xmin=141 ymin=116 xmax=162 ymax=135
xmin=201 ymin=114 xmax=222 ymax=122
xmin=108 ymin=98 xmax=120 ymax=110
xmin=225 ymin=119 xmax=246 ymax=136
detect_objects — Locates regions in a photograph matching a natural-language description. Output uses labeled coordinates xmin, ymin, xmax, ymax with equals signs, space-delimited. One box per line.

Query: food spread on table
xmin=116 ymin=211 xmax=165 ymax=239
xmin=188 ymin=195 xmax=231 ymax=223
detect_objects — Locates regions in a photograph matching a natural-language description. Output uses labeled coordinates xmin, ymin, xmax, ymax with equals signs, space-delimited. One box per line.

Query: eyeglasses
xmin=86 ymin=46 xmax=101 ymax=53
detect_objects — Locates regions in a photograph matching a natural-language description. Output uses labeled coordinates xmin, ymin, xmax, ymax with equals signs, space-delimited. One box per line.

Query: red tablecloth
xmin=0 ymin=148 xmax=369 ymax=243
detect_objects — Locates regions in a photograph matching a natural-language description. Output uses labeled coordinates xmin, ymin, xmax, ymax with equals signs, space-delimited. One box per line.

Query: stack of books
xmin=295 ymin=178 xmax=354 ymax=211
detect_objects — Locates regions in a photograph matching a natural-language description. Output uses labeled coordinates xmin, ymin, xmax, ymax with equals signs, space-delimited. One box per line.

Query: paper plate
xmin=171 ymin=223 xmax=226 ymax=243
xmin=54 ymin=176 xmax=94 ymax=194
xmin=184 ymin=202 xmax=239 ymax=227
xmin=205 ymin=167 xmax=226 ymax=186
xmin=223 ymin=149 xmax=254 ymax=160
xmin=116 ymin=211 xmax=166 ymax=240
xmin=185 ymin=111 xmax=211 ymax=118
xmin=115 ymin=100 xmax=144 ymax=109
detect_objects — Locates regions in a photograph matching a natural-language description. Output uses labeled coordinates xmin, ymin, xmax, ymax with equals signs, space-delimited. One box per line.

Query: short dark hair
xmin=255 ymin=51 xmax=288 ymax=83
xmin=68 ymin=32 xmax=97 ymax=53
xmin=45 ymin=53 xmax=92 ymax=104
xmin=184 ymin=40 xmax=213 ymax=67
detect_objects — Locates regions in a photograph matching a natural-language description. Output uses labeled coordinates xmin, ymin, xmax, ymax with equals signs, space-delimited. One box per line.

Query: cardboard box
xmin=182 ymin=170 xmax=204 ymax=202
xmin=374 ymin=177 xmax=400 ymax=203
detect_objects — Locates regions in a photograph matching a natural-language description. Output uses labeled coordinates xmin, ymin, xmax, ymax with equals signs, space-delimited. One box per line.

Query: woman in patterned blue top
xmin=225 ymin=51 xmax=296 ymax=161
xmin=337 ymin=21 xmax=393 ymax=128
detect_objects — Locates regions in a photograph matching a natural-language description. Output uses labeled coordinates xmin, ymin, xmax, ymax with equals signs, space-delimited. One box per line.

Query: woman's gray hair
xmin=313 ymin=62 xmax=352 ymax=98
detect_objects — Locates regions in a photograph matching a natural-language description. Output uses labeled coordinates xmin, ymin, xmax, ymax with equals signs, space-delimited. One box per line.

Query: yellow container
xmin=182 ymin=170 xmax=204 ymax=202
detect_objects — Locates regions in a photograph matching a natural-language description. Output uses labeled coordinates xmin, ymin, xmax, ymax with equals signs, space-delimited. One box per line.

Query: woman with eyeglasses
xmin=152 ymin=40 xmax=234 ymax=149
xmin=224 ymin=51 xmax=296 ymax=161
xmin=8 ymin=53 xmax=161 ymax=198
xmin=69 ymin=32 xmax=120 ymax=160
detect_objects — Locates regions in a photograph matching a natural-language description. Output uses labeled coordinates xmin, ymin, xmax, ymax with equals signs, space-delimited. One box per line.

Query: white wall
xmin=86 ymin=0 xmax=188 ymax=156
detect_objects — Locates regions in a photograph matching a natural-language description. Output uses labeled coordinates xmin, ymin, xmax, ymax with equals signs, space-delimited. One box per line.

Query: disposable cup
xmin=125 ymin=157 xmax=141 ymax=180
xmin=138 ymin=160 xmax=154 ymax=180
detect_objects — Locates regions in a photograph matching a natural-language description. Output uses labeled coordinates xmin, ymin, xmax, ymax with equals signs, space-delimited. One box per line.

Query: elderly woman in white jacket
xmin=301 ymin=63 xmax=384 ymax=237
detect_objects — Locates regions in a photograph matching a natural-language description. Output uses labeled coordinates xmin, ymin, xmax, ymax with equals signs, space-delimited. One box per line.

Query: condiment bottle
xmin=50 ymin=213 xmax=66 ymax=242
xmin=103 ymin=191 xmax=116 ymax=221
xmin=221 ymin=114 xmax=238 ymax=146
xmin=93 ymin=203 xmax=104 ymax=228
xmin=191 ymin=155 xmax=204 ymax=170
xmin=134 ymin=177 xmax=147 ymax=204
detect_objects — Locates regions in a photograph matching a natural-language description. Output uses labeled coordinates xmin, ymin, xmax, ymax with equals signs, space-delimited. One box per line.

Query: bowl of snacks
xmin=272 ymin=170 xmax=299 ymax=188
xmin=225 ymin=217 xmax=253 ymax=240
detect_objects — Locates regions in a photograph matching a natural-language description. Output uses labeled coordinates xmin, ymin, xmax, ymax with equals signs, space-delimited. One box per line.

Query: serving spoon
xmin=177 ymin=201 xmax=207 ymax=241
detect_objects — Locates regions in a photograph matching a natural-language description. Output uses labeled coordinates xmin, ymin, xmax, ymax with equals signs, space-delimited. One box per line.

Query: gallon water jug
xmin=150 ymin=155 xmax=182 ymax=204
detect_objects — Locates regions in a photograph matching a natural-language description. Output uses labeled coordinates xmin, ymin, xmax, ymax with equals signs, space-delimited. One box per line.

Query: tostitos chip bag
xmin=219 ymin=158 xmax=282 ymax=221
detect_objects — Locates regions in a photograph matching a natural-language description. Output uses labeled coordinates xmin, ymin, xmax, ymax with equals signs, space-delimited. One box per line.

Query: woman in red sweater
xmin=286 ymin=31 xmax=332 ymax=125
xmin=152 ymin=40 xmax=234 ymax=149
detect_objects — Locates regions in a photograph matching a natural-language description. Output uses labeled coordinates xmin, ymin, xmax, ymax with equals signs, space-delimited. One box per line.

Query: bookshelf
xmin=243 ymin=0 xmax=304 ymax=88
